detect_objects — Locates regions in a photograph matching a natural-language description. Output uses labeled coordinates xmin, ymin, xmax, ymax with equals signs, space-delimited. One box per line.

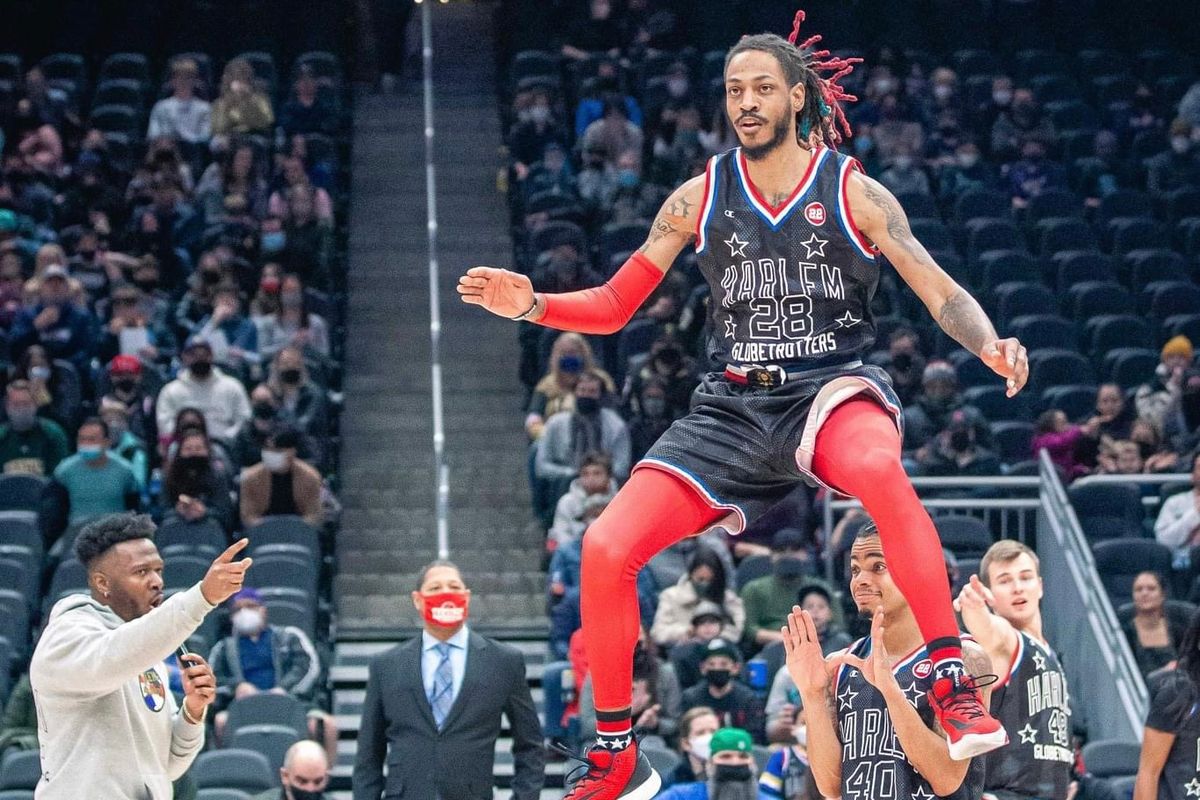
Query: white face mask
xmin=232 ymin=607 xmax=265 ymax=636
xmin=792 ymin=724 xmax=807 ymax=747
xmin=262 ymin=450 xmax=290 ymax=473
xmin=689 ymin=732 xmax=713 ymax=761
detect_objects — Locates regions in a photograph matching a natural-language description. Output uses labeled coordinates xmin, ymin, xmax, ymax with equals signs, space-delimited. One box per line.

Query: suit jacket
xmin=352 ymin=631 xmax=545 ymax=800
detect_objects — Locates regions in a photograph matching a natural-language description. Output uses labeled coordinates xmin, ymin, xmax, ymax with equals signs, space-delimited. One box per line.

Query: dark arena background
xmin=0 ymin=0 xmax=1198 ymax=798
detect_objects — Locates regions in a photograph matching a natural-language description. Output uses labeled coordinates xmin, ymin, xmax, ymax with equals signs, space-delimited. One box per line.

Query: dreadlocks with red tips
xmin=724 ymin=8 xmax=862 ymax=149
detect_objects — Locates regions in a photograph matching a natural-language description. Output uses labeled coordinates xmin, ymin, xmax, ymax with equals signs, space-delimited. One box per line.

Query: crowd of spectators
xmin=500 ymin=0 xmax=1200 ymax=787
xmin=0 ymin=41 xmax=349 ymax=796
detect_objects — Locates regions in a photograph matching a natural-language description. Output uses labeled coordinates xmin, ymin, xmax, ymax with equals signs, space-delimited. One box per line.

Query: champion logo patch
xmin=139 ymin=668 xmax=167 ymax=712
xmin=912 ymin=659 xmax=933 ymax=679
xmin=804 ymin=201 xmax=826 ymax=225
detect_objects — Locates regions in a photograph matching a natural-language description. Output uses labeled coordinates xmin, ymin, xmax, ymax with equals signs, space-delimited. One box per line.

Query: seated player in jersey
xmin=955 ymin=540 xmax=1073 ymax=800
xmin=782 ymin=522 xmax=992 ymax=800
xmin=1134 ymin=608 xmax=1200 ymax=800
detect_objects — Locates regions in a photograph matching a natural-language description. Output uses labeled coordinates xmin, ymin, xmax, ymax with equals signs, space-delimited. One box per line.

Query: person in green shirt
xmin=739 ymin=529 xmax=841 ymax=654
xmin=0 ymin=672 xmax=37 ymax=758
xmin=52 ymin=417 xmax=139 ymax=525
xmin=0 ymin=380 xmax=69 ymax=476
xmin=100 ymin=397 xmax=149 ymax=490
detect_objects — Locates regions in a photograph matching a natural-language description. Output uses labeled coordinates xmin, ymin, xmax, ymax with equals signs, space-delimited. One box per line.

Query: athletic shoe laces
xmin=940 ymin=674 xmax=999 ymax=719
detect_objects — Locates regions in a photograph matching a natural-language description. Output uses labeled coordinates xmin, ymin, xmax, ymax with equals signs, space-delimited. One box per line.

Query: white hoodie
xmin=30 ymin=584 xmax=215 ymax=799
xmin=155 ymin=367 xmax=252 ymax=443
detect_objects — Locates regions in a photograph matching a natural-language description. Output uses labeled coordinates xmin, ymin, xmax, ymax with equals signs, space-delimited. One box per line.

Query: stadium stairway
xmin=337 ymin=0 xmax=546 ymax=637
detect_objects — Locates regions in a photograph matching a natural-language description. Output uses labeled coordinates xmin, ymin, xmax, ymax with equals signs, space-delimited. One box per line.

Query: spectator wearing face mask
xmin=872 ymin=94 xmax=923 ymax=166
xmin=1004 ymin=135 xmax=1066 ymax=207
xmin=902 ymin=361 xmax=984 ymax=456
xmin=0 ymin=380 xmax=68 ymax=476
xmin=739 ymin=530 xmax=830 ymax=652
xmin=52 ymin=417 xmax=139 ymax=526
xmin=268 ymin=347 xmax=326 ymax=445
xmin=234 ymin=385 xmax=282 ymax=470
xmin=163 ymin=428 xmax=236 ymax=533
xmin=669 ymin=602 xmax=732 ymax=692
xmin=156 ymin=338 xmax=252 ymax=446
xmin=607 ymin=149 xmax=660 ymax=223
xmin=240 ymin=426 xmax=323 ymax=529
xmin=508 ymin=88 xmax=567 ymax=182
xmin=1137 ymin=336 xmax=1193 ymax=433
xmin=878 ymin=143 xmax=931 ymax=197
xmin=627 ymin=334 xmax=695 ymax=418
xmin=99 ymin=398 xmax=148 ymax=489
xmin=581 ymin=96 xmax=644 ymax=169
xmin=1147 ymin=118 xmax=1200 ymax=194
xmin=679 ymin=642 xmax=766 ymax=744
xmin=668 ymin=707 xmax=720 ymax=788
xmin=209 ymin=589 xmax=336 ymax=763
xmin=256 ymin=274 xmax=330 ymax=362
xmin=250 ymin=740 xmax=331 ymax=800
xmin=990 ymin=87 xmax=1055 ymax=165
xmin=12 ymin=345 xmax=72 ymax=432
xmin=548 ymin=451 xmax=617 ymax=547
xmin=652 ymin=548 xmax=744 ymax=650
xmin=871 ymin=326 xmax=926 ymax=406
xmin=10 ymin=264 xmax=95 ymax=372
xmin=917 ymin=410 xmax=1002 ymax=476
xmin=629 ymin=377 xmax=673 ymax=462
xmin=937 ymin=141 xmax=996 ymax=204
xmin=104 ymin=355 xmax=157 ymax=447
xmin=530 ymin=242 xmax=603 ymax=297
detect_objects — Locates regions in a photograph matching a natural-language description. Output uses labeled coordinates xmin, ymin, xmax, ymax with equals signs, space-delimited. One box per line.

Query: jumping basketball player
xmin=782 ymin=523 xmax=991 ymax=800
xmin=459 ymin=13 xmax=1026 ymax=798
xmin=956 ymin=540 xmax=1072 ymax=800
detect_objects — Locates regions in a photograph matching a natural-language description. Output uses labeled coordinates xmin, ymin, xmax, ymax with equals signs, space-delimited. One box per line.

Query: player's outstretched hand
xmin=200 ymin=538 xmax=252 ymax=605
xmin=456 ymin=267 xmax=536 ymax=319
xmin=782 ymin=607 xmax=835 ymax=695
xmin=830 ymin=608 xmax=900 ymax=697
xmin=953 ymin=574 xmax=996 ymax=615
xmin=980 ymin=337 xmax=1029 ymax=398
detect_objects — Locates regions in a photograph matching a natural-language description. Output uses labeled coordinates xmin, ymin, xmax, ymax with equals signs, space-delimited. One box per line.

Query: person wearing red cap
xmin=103 ymin=354 xmax=158 ymax=447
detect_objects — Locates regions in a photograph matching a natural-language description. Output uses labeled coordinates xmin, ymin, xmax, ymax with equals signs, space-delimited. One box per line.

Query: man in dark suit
xmin=352 ymin=560 xmax=545 ymax=800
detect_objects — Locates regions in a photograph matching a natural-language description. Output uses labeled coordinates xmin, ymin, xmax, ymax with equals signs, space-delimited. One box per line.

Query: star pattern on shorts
xmin=725 ymin=232 xmax=749 ymax=257
xmin=838 ymin=682 xmax=859 ymax=711
xmin=724 ymin=318 xmax=738 ymax=339
xmin=1186 ymin=778 xmax=1200 ymax=797
xmin=1018 ymin=723 xmax=1038 ymax=744
xmin=1032 ymin=651 xmax=1047 ymax=671
xmin=835 ymin=310 xmax=862 ymax=328
xmin=902 ymin=681 xmax=924 ymax=709
xmin=800 ymin=233 xmax=827 ymax=259
xmin=911 ymin=785 xmax=935 ymax=800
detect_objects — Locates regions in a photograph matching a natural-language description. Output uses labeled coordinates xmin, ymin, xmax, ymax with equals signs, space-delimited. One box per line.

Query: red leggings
xmin=580 ymin=397 xmax=958 ymax=714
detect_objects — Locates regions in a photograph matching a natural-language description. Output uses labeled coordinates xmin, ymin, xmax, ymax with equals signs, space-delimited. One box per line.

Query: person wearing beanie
xmin=1137 ymin=335 xmax=1194 ymax=432
xmin=902 ymin=360 xmax=987 ymax=457
xmin=655 ymin=726 xmax=759 ymax=800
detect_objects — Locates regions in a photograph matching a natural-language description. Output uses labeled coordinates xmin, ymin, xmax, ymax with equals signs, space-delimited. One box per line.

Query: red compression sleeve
xmin=538 ymin=252 xmax=665 ymax=334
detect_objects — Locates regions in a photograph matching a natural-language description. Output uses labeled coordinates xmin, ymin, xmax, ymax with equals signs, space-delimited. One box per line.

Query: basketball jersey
xmin=834 ymin=636 xmax=985 ymax=800
xmin=984 ymin=631 xmax=1073 ymax=799
xmin=694 ymin=145 xmax=880 ymax=369
xmin=1145 ymin=671 xmax=1200 ymax=800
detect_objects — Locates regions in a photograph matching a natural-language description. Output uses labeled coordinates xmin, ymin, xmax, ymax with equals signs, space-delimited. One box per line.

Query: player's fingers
xmin=801 ymin=609 xmax=819 ymax=643
xmin=215 ymin=538 xmax=249 ymax=564
xmin=465 ymin=266 xmax=500 ymax=278
xmin=1003 ymin=338 xmax=1019 ymax=369
xmin=981 ymin=340 xmax=1001 ymax=364
xmin=829 ymin=653 xmax=867 ymax=672
xmin=785 ymin=607 xmax=803 ymax=646
xmin=460 ymin=294 xmax=484 ymax=305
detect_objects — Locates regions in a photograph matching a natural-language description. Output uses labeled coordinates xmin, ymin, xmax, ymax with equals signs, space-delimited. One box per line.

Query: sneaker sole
xmin=618 ymin=767 xmax=661 ymax=800
xmin=948 ymin=729 xmax=1010 ymax=760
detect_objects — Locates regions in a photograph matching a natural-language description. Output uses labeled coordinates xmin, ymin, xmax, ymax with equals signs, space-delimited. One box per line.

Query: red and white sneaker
xmin=562 ymin=740 xmax=661 ymax=800
xmin=929 ymin=676 xmax=1009 ymax=760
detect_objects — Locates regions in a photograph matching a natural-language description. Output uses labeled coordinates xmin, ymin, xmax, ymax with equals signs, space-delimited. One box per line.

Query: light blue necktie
xmin=429 ymin=643 xmax=455 ymax=728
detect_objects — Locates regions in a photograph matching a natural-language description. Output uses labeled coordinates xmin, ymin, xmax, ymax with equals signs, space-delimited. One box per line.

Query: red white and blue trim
xmin=996 ymin=631 xmax=1026 ymax=688
xmin=836 ymin=155 xmax=877 ymax=261
xmin=694 ymin=153 xmax=722 ymax=254
xmin=734 ymin=146 xmax=830 ymax=230
xmin=634 ymin=457 xmax=748 ymax=534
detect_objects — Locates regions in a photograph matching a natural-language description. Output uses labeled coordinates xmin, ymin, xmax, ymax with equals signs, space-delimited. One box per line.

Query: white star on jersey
xmin=724 ymin=318 xmax=738 ymax=339
xmin=725 ymin=232 xmax=749 ymax=257
xmin=838 ymin=683 xmax=858 ymax=710
xmin=1186 ymin=778 xmax=1200 ymax=797
xmin=901 ymin=681 xmax=923 ymax=709
xmin=911 ymin=785 xmax=935 ymax=800
xmin=835 ymin=311 xmax=862 ymax=328
xmin=1032 ymin=652 xmax=1047 ymax=671
xmin=1018 ymin=723 xmax=1038 ymax=744
xmin=800 ymin=233 xmax=827 ymax=259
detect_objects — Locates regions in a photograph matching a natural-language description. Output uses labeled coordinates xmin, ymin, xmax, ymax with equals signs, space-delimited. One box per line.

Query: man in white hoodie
xmin=155 ymin=337 xmax=252 ymax=446
xmin=30 ymin=512 xmax=253 ymax=799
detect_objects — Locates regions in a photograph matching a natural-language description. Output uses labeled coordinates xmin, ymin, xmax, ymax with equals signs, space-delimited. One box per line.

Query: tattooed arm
xmin=636 ymin=174 xmax=704 ymax=268
xmin=847 ymin=171 xmax=1029 ymax=396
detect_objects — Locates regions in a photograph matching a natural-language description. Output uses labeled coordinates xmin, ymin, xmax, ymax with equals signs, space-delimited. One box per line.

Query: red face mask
xmin=422 ymin=592 xmax=469 ymax=627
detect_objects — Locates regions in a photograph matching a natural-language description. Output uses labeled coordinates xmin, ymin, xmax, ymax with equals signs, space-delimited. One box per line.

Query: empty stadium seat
xmin=1096 ymin=189 xmax=1153 ymax=223
xmin=1041 ymin=384 xmax=1098 ymax=420
xmin=967 ymin=219 xmax=1024 ymax=263
xmin=641 ymin=741 xmax=682 ymax=780
xmin=246 ymin=552 xmax=318 ymax=597
xmin=1027 ymin=348 xmax=1095 ymax=394
xmin=195 ymin=790 xmax=252 ymax=800
xmin=247 ymin=516 xmax=319 ymax=556
xmin=192 ymin=750 xmax=275 ymax=793
xmin=990 ymin=422 xmax=1036 ymax=464
xmin=90 ymin=104 xmax=141 ymax=136
xmin=1066 ymin=281 xmax=1134 ymax=320
xmin=262 ymin=600 xmax=316 ymax=638
xmin=934 ymin=515 xmax=993 ymax=557
xmin=954 ymin=190 xmax=1010 ymax=225
xmin=1052 ymin=251 xmax=1117 ymax=290
xmin=164 ymin=554 xmax=211 ymax=591
xmin=98 ymin=52 xmax=150 ymax=86
xmin=225 ymin=693 xmax=311 ymax=739
xmin=1068 ymin=483 xmax=1143 ymax=542
xmin=228 ymin=724 xmax=298 ymax=775
xmin=977 ymin=250 xmax=1043 ymax=289
xmin=48 ymin=559 xmax=88 ymax=603
xmin=992 ymin=282 xmax=1058 ymax=326
xmin=1084 ymin=314 xmax=1154 ymax=356
xmin=1026 ymin=188 xmax=1083 ymax=223
xmin=1163 ymin=187 xmax=1200 ymax=224
xmin=1035 ymin=217 xmax=1097 ymax=255
xmin=1102 ymin=348 xmax=1159 ymax=389
xmin=1092 ymin=538 xmax=1172 ymax=609
xmin=963 ymin=385 xmax=1032 ymax=422
xmin=1081 ymin=739 xmax=1141 ymax=778
xmin=1106 ymin=217 xmax=1165 ymax=256
xmin=1125 ymin=249 xmax=1189 ymax=290
xmin=1163 ymin=314 xmax=1200 ymax=345
xmin=950 ymin=349 xmax=999 ymax=389
xmin=0 ymin=558 xmax=37 ymax=609
xmin=1009 ymin=315 xmax=1076 ymax=353
xmin=1141 ymin=281 xmax=1200 ymax=322
xmin=0 ymin=476 xmax=46 ymax=513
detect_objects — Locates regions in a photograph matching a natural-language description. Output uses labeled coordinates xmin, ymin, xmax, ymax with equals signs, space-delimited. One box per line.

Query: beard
xmin=708 ymin=777 xmax=758 ymax=800
xmin=739 ymin=112 xmax=793 ymax=160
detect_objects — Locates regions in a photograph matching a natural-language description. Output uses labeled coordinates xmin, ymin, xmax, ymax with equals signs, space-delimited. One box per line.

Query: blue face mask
xmin=261 ymin=231 xmax=286 ymax=253
xmin=558 ymin=355 xmax=584 ymax=374
xmin=617 ymin=169 xmax=640 ymax=188
xmin=78 ymin=445 xmax=104 ymax=461
xmin=854 ymin=135 xmax=874 ymax=154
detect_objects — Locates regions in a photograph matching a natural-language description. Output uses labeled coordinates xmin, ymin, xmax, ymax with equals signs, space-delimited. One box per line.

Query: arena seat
xmin=0 ymin=789 xmax=33 ymax=800
xmin=641 ymin=741 xmax=682 ymax=780
xmin=1092 ymin=539 xmax=1171 ymax=609
xmin=98 ymin=52 xmax=150 ymax=87
xmin=977 ymin=250 xmax=1042 ymax=290
xmin=990 ymin=421 xmax=1036 ymax=464
xmin=962 ymin=385 xmax=1031 ymax=422
xmin=225 ymin=693 xmax=311 ymax=739
xmin=47 ymin=559 xmax=88 ymax=603
xmin=949 ymin=349 xmax=997 ymax=389
xmin=0 ymin=55 xmax=21 ymax=83
xmin=910 ymin=219 xmax=954 ymax=254
xmin=1102 ymin=347 xmax=1159 ymax=389
xmin=1106 ymin=217 xmax=1165 ymax=257
xmin=1035 ymin=217 xmax=1097 ymax=255
xmin=1027 ymin=349 xmax=1095 ymax=394
xmin=1163 ymin=313 xmax=1200 ymax=344
xmin=966 ymin=219 xmax=1023 ymax=264
xmin=0 ymin=476 xmax=46 ymax=513
xmin=237 ymin=50 xmax=278 ymax=92
xmin=195 ymin=790 xmax=252 ymax=800
xmin=1096 ymin=189 xmax=1153 ymax=223
xmin=247 ymin=552 xmax=319 ymax=597
xmin=1163 ymin=186 xmax=1200 ymax=224
xmin=1052 ymin=250 xmax=1116 ymax=289
xmin=89 ymin=104 xmax=141 ymax=137
xmin=163 ymin=554 xmax=211 ymax=592
xmin=991 ymin=282 xmax=1058 ymax=327
xmin=1141 ymin=280 xmax=1200 ymax=322
xmin=92 ymin=79 xmax=146 ymax=112
xmin=247 ymin=516 xmax=320 ymax=557
xmin=1068 ymin=483 xmax=1144 ymax=542
xmin=1085 ymin=314 xmax=1154 ymax=356
xmin=1008 ymin=314 xmax=1076 ymax=353
xmin=1026 ymin=188 xmax=1083 ymax=224
xmin=954 ymin=189 xmax=1010 ymax=226
xmin=1066 ymin=281 xmax=1133 ymax=320
xmin=1040 ymin=384 xmax=1098 ymax=420
xmin=262 ymin=599 xmax=316 ymax=639
xmin=1125 ymin=249 xmax=1189 ymax=290
xmin=933 ymin=515 xmax=993 ymax=558
xmin=895 ymin=192 xmax=939 ymax=221
xmin=192 ymin=750 xmax=275 ymax=793
xmin=156 ymin=516 xmax=228 ymax=557
xmin=0 ymin=558 xmax=37 ymax=610
xmin=228 ymin=725 xmax=299 ymax=775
